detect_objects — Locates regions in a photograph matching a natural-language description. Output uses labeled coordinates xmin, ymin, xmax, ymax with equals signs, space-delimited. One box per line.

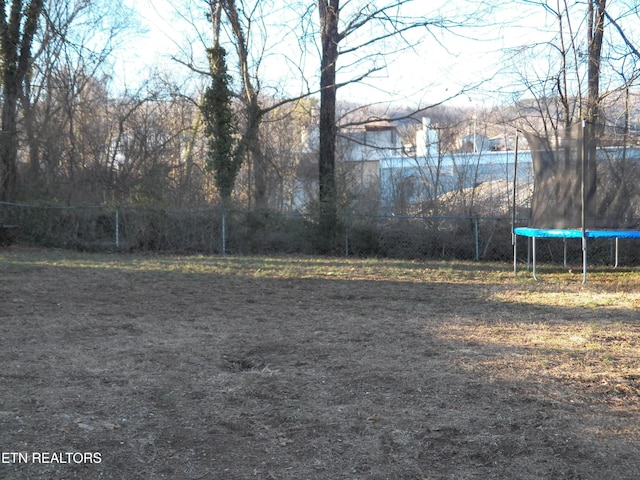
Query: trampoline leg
xmin=563 ymin=239 xmax=568 ymax=269
xmin=615 ymin=238 xmax=619 ymax=268
xmin=513 ymin=233 xmax=518 ymax=276
xmin=582 ymin=237 xmax=587 ymax=285
xmin=532 ymin=236 xmax=538 ymax=281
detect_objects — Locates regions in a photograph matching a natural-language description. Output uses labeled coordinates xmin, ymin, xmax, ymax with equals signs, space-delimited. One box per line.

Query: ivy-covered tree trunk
xmin=201 ymin=45 xmax=242 ymax=205
xmin=202 ymin=2 xmax=242 ymax=253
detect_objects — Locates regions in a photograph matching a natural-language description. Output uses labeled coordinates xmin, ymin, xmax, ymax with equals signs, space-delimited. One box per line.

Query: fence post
xmin=115 ymin=206 xmax=120 ymax=249
xmin=344 ymin=214 xmax=349 ymax=257
xmin=474 ymin=217 xmax=479 ymax=261
xmin=221 ymin=209 xmax=227 ymax=255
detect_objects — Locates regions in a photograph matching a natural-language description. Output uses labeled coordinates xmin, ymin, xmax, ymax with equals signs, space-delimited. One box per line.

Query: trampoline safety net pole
xmin=581 ymin=120 xmax=587 ymax=285
xmin=512 ymin=130 xmax=519 ymax=276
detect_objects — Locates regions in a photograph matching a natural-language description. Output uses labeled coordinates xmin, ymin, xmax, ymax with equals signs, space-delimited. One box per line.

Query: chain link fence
xmin=1 ymin=201 xmax=639 ymax=265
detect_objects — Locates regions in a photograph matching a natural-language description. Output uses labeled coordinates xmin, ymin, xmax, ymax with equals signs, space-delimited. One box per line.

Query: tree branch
xmin=604 ymin=9 xmax=640 ymax=60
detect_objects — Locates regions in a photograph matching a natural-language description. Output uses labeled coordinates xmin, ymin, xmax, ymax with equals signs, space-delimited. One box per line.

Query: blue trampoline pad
xmin=514 ymin=227 xmax=640 ymax=239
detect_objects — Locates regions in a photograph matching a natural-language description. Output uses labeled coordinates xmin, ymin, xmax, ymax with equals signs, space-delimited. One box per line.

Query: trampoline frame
xmin=511 ymin=123 xmax=640 ymax=283
xmin=512 ymin=227 xmax=640 ymax=283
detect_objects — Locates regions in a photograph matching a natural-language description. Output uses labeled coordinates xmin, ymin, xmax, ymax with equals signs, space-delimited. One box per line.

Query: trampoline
xmin=512 ymin=121 xmax=640 ymax=283
xmin=513 ymin=227 xmax=640 ymax=283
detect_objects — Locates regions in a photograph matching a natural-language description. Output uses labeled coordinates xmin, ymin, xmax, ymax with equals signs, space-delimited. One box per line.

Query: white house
xmin=415 ymin=117 xmax=439 ymax=158
xmin=338 ymin=117 xmax=531 ymax=214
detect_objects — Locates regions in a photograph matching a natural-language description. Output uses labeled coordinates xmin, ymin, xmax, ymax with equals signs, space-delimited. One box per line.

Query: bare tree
xmin=0 ymin=0 xmax=44 ymax=201
xmin=219 ymin=0 xmax=268 ymax=208
xmin=256 ymin=98 xmax=318 ymax=211
xmin=503 ymin=1 xmax=587 ymax=133
xmin=169 ymin=0 xmax=312 ymax=208
xmin=0 ymin=0 xmax=136 ymax=202
xmin=587 ymin=0 xmax=607 ymax=127
xmin=602 ymin=2 xmax=640 ymax=63
xmin=315 ymin=0 xmax=485 ymax=248
xmin=584 ymin=0 xmax=607 ymax=208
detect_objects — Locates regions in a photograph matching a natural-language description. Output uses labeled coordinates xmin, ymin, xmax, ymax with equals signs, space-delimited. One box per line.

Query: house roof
xmin=364 ymin=122 xmax=396 ymax=132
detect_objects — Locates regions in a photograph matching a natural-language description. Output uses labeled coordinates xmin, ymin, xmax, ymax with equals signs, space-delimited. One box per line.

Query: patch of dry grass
xmin=1 ymin=247 xmax=640 ymax=479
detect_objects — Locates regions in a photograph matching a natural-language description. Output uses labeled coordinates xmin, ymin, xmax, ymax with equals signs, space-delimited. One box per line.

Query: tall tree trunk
xmin=223 ymin=0 xmax=266 ymax=209
xmin=0 ymin=84 xmax=19 ymax=201
xmin=587 ymin=0 xmax=606 ymax=128
xmin=245 ymin=104 xmax=266 ymax=208
xmin=203 ymin=1 xmax=242 ymax=207
xmin=22 ymin=74 xmax=42 ymax=190
xmin=585 ymin=0 xmax=606 ymax=220
xmin=0 ymin=0 xmax=44 ymax=201
xmin=318 ymin=0 xmax=340 ymax=249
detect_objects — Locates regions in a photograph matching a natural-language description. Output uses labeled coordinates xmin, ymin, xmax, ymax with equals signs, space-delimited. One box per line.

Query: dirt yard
xmin=1 ymin=247 xmax=640 ymax=479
